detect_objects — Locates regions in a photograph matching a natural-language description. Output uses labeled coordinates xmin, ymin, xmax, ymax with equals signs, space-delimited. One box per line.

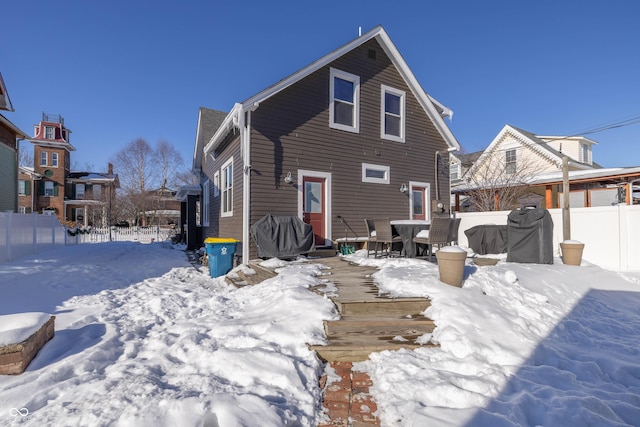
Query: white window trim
xmin=582 ymin=143 xmax=590 ymax=164
xmin=361 ymin=163 xmax=390 ymax=184
xmin=505 ymin=149 xmax=517 ymax=174
xmin=51 ymin=152 xmax=59 ymax=167
xmin=18 ymin=180 xmax=26 ymax=196
xmin=76 ymin=183 xmax=85 ymax=199
xmin=202 ymin=179 xmax=210 ymax=226
xmin=221 ymin=157 xmax=233 ymax=218
xmin=45 ymin=126 xmax=55 ymax=139
xmin=40 ymin=151 xmax=47 ymax=166
xmin=450 ymin=161 xmax=461 ymax=181
xmin=380 ymin=84 xmax=405 ymax=143
xmin=329 ymin=67 xmax=360 ymax=133
xmin=44 ymin=181 xmax=54 ymax=197
xmin=213 ymin=171 xmax=220 ymax=197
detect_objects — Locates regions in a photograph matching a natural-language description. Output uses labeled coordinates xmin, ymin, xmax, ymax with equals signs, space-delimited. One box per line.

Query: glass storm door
xmin=302 ymin=176 xmax=326 ymax=246
xmin=412 ymin=186 xmax=427 ymax=220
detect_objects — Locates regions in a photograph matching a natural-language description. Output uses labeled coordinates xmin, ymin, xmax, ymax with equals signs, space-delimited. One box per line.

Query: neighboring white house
xmin=459 ymin=124 xmax=599 ymax=182
xmin=451 ymin=124 xmax=640 ymax=211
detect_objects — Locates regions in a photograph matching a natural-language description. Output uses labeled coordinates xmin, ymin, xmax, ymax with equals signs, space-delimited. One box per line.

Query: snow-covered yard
xmin=1 ymin=241 xmax=639 ymax=426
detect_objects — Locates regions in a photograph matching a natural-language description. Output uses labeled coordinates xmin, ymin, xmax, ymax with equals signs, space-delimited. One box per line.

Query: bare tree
xmin=156 ymin=140 xmax=184 ymax=190
xmin=18 ymin=142 xmax=33 ymax=167
xmin=111 ymin=139 xmax=156 ymax=225
xmin=111 ymin=138 xmax=188 ymax=226
xmin=114 ymin=138 xmax=155 ymax=193
xmin=462 ymin=148 xmax=541 ymax=211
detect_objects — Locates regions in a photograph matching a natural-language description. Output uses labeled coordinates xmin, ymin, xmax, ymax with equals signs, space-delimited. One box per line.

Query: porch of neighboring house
xmin=453 ymin=167 xmax=640 ymax=212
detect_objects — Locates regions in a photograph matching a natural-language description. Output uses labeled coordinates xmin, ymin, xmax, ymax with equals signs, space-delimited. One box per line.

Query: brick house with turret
xmin=23 ymin=113 xmax=119 ymax=225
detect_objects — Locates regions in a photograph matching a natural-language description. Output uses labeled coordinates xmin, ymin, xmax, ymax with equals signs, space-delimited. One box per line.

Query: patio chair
xmin=364 ymin=219 xmax=376 ymax=257
xmin=372 ymin=218 xmax=402 ymax=258
xmin=413 ymin=216 xmax=452 ymax=261
xmin=448 ymin=217 xmax=462 ymax=245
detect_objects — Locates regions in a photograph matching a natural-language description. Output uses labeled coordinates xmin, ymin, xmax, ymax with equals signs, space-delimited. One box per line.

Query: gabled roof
xmin=0 ymin=72 xmax=14 ymax=112
xmin=0 ymin=113 xmax=28 ymax=139
xmin=204 ymin=25 xmax=460 ymax=155
xmin=193 ymin=107 xmax=227 ymax=171
xmin=463 ymin=124 xmax=597 ymax=179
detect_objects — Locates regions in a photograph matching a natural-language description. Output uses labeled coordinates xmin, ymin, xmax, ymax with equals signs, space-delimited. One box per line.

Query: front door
xmin=302 ymin=176 xmax=326 ymax=246
xmin=412 ymin=186 xmax=427 ymax=220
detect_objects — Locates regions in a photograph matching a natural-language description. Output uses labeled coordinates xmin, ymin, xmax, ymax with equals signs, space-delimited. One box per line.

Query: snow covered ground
xmin=1 ymin=241 xmax=640 ymax=426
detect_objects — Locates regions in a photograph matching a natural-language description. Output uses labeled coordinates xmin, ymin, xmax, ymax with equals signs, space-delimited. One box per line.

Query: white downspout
xmin=241 ymin=108 xmax=251 ymax=265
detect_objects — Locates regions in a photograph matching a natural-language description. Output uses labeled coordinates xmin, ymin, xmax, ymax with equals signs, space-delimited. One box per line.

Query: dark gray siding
xmin=249 ymin=38 xmax=451 ymax=241
xmin=202 ymin=135 xmax=244 ymax=246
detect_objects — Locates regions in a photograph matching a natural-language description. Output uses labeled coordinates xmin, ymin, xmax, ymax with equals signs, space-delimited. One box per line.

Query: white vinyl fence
xmin=0 ymin=212 xmax=67 ymax=262
xmin=456 ymin=204 xmax=640 ymax=271
xmin=1 ymin=212 xmax=177 ymax=263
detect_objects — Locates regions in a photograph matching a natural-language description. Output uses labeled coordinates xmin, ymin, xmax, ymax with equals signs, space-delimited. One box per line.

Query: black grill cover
xmin=250 ymin=214 xmax=315 ymax=258
xmin=464 ymin=224 xmax=508 ymax=255
xmin=506 ymin=208 xmax=554 ymax=264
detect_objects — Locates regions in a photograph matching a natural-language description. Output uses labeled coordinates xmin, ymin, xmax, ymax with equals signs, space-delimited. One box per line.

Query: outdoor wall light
xmin=284 ymin=171 xmax=294 ymax=184
xmin=400 ymin=183 xmax=408 ymax=193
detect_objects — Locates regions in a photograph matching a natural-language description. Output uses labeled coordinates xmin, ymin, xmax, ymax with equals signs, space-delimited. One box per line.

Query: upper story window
xmin=40 ymin=151 xmax=47 ymax=166
xmin=51 ymin=152 xmax=59 ymax=167
xmin=380 ymin=85 xmax=405 ymax=142
xmin=450 ymin=162 xmax=460 ymax=181
xmin=329 ymin=68 xmax=360 ymax=133
xmin=45 ymin=126 xmax=55 ymax=139
xmin=93 ymin=184 xmax=102 ymax=199
xmin=362 ymin=163 xmax=390 ymax=184
xmin=505 ymin=149 xmax=517 ymax=174
xmin=582 ymin=143 xmax=590 ymax=164
xmin=221 ymin=158 xmax=233 ymax=217
xmin=76 ymin=183 xmax=85 ymax=199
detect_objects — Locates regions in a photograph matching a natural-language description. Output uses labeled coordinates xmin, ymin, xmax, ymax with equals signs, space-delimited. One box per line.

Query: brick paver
xmin=319 ymin=362 xmax=380 ymax=427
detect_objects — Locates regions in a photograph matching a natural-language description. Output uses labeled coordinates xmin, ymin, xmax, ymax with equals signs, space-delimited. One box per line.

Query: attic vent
xmin=367 ymin=48 xmax=376 ymax=60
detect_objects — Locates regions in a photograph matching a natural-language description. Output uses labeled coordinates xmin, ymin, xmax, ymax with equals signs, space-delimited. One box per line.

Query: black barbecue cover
xmin=250 ymin=214 xmax=315 ymax=258
xmin=506 ymin=208 xmax=554 ymax=264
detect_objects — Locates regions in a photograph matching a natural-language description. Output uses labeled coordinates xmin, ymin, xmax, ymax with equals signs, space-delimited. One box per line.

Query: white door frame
xmin=298 ymin=170 xmax=332 ymax=246
xmin=409 ymin=181 xmax=431 ymax=221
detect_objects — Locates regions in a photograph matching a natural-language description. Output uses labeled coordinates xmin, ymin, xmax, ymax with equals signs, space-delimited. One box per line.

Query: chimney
xmin=108 ymin=162 xmax=113 ymax=175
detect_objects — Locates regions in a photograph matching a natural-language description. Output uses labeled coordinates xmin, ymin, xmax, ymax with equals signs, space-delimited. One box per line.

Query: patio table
xmin=390 ymin=220 xmax=430 ymax=258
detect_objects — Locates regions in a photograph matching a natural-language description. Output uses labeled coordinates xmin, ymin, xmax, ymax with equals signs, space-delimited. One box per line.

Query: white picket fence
xmin=72 ymin=226 xmax=176 ymax=244
xmin=1 ymin=212 xmax=177 ymax=263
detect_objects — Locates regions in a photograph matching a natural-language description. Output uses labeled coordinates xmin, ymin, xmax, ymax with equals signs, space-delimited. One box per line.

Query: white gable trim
xmin=465 ymin=125 xmax=564 ymax=179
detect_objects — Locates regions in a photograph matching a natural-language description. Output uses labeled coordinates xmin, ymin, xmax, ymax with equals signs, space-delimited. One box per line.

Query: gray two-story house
xmin=188 ymin=26 xmax=460 ymax=262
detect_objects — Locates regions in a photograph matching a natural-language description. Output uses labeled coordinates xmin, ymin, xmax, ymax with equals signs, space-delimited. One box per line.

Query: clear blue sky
xmin=3 ymin=0 xmax=640 ymax=170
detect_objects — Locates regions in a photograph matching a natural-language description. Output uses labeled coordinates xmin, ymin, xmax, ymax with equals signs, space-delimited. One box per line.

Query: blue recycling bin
xmin=204 ymin=238 xmax=239 ymax=277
